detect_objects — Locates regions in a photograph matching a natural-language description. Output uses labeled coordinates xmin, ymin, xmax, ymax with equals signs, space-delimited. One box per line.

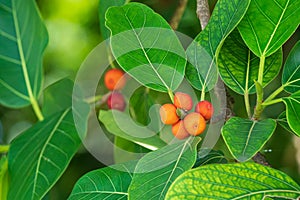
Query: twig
xmin=252 ymin=152 xmax=271 ymax=167
xmin=169 ymin=0 xmax=189 ymax=30
xmin=196 ymin=0 xmax=210 ymax=30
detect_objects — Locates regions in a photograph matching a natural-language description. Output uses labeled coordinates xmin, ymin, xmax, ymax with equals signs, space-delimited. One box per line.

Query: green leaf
xmin=114 ymin=137 xmax=150 ymax=164
xmin=128 ymin=138 xmax=201 ymax=200
xmin=105 ymin=3 xmax=186 ymax=92
xmin=186 ymin=0 xmax=250 ymax=92
xmin=166 ymin=163 xmax=300 ymax=199
xmin=0 ymin=156 xmax=9 ymax=200
xmin=99 ymin=0 xmax=127 ymax=40
xmin=218 ymin=29 xmax=282 ymax=94
xmin=283 ymin=91 xmax=300 ymax=136
xmin=282 ymin=40 xmax=300 ymax=93
xmin=238 ymin=0 xmax=300 ymax=57
xmin=68 ymin=161 xmax=137 ymax=200
xmin=193 ymin=149 xmax=228 ymax=168
xmin=7 ymin=109 xmax=81 ymax=200
xmin=43 ymin=79 xmax=90 ymax=138
xmin=222 ymin=117 xmax=277 ymax=162
xmin=42 ymin=79 xmax=73 ymax=117
xmin=277 ymin=111 xmax=294 ymax=134
xmin=0 ymin=0 xmax=48 ymax=108
xmin=99 ymin=110 xmax=166 ymax=150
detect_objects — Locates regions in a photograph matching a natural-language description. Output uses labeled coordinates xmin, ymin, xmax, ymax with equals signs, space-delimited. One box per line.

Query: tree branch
xmin=169 ymin=0 xmax=189 ymax=30
xmin=196 ymin=0 xmax=210 ymax=30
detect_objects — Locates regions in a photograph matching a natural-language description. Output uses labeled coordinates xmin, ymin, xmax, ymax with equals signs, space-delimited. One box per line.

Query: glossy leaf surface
xmin=283 ymin=91 xmax=300 ymax=136
xmin=282 ymin=41 xmax=300 ymax=93
xmin=0 ymin=0 xmax=48 ymax=107
xmin=238 ymin=0 xmax=300 ymax=57
xmin=166 ymin=163 xmax=300 ymax=199
xmin=8 ymin=110 xmax=81 ymax=200
xmin=222 ymin=117 xmax=277 ymax=162
xmin=106 ymin=3 xmax=186 ymax=92
xmin=128 ymin=138 xmax=200 ymax=200
xmin=218 ymin=30 xmax=282 ymax=94
xmin=186 ymin=0 xmax=250 ymax=92
xmin=69 ymin=161 xmax=137 ymax=200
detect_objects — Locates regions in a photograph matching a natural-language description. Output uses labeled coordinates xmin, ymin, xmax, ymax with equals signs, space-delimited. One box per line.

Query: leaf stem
xmin=253 ymin=81 xmax=263 ymax=120
xmin=125 ymin=0 xmax=131 ymax=4
xmin=257 ymin=55 xmax=265 ymax=85
xmin=262 ymin=98 xmax=283 ymax=106
xmin=169 ymin=0 xmax=189 ymax=30
xmin=263 ymin=85 xmax=284 ymax=104
xmin=252 ymin=56 xmax=265 ymax=120
xmin=0 ymin=145 xmax=9 ymax=154
xmin=200 ymin=89 xmax=206 ymax=101
xmin=244 ymin=92 xmax=251 ymax=118
xmin=168 ymin=89 xmax=175 ymax=103
xmin=31 ymin=99 xmax=44 ymax=121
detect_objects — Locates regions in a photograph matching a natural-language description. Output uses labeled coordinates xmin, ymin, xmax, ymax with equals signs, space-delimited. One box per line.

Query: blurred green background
xmin=0 ymin=0 xmax=299 ymax=199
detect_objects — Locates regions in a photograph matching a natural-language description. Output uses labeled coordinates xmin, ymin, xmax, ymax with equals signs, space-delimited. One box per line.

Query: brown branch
xmin=196 ymin=0 xmax=210 ymax=30
xmin=252 ymin=152 xmax=271 ymax=167
xmin=169 ymin=0 xmax=189 ymax=30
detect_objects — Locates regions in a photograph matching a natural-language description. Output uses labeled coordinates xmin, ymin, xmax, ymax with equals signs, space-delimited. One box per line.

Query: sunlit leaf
xmin=186 ymin=0 xmax=250 ymax=92
xmin=218 ymin=29 xmax=282 ymax=94
xmin=128 ymin=138 xmax=201 ymax=200
xmin=283 ymin=91 xmax=300 ymax=136
xmin=68 ymin=161 xmax=137 ymax=200
xmin=282 ymin=41 xmax=300 ymax=93
xmin=222 ymin=117 xmax=277 ymax=162
xmin=105 ymin=3 xmax=186 ymax=92
xmin=238 ymin=0 xmax=300 ymax=57
xmin=0 ymin=0 xmax=48 ymax=108
xmin=8 ymin=109 xmax=81 ymax=200
xmin=99 ymin=110 xmax=166 ymax=150
xmin=166 ymin=163 xmax=300 ymax=199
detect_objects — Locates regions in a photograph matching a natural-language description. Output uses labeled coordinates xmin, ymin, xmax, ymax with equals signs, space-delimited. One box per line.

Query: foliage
xmin=0 ymin=0 xmax=299 ymax=199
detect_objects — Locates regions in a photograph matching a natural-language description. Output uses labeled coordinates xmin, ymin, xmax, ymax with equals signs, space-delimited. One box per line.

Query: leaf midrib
xmin=232 ymin=189 xmax=300 ymax=200
xmin=12 ymin=0 xmax=36 ymax=104
xmin=123 ymin=11 xmax=170 ymax=91
xmin=260 ymin=0 xmax=290 ymax=56
xmin=159 ymin=138 xmax=193 ymax=199
xmin=31 ymin=109 xmax=70 ymax=199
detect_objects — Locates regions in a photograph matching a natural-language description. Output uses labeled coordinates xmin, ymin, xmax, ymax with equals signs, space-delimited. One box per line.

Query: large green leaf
xmin=282 ymin=41 xmax=300 ymax=93
xmin=166 ymin=163 xmax=300 ymax=199
xmin=99 ymin=0 xmax=127 ymax=40
xmin=218 ymin=29 xmax=282 ymax=94
xmin=283 ymin=91 xmax=300 ymax=136
xmin=7 ymin=109 xmax=81 ymax=200
xmin=105 ymin=3 xmax=186 ymax=92
xmin=222 ymin=117 xmax=277 ymax=162
xmin=68 ymin=161 xmax=137 ymax=200
xmin=128 ymin=138 xmax=201 ymax=200
xmin=99 ymin=110 xmax=166 ymax=150
xmin=186 ymin=0 xmax=250 ymax=92
xmin=238 ymin=0 xmax=300 ymax=57
xmin=0 ymin=0 xmax=48 ymax=108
